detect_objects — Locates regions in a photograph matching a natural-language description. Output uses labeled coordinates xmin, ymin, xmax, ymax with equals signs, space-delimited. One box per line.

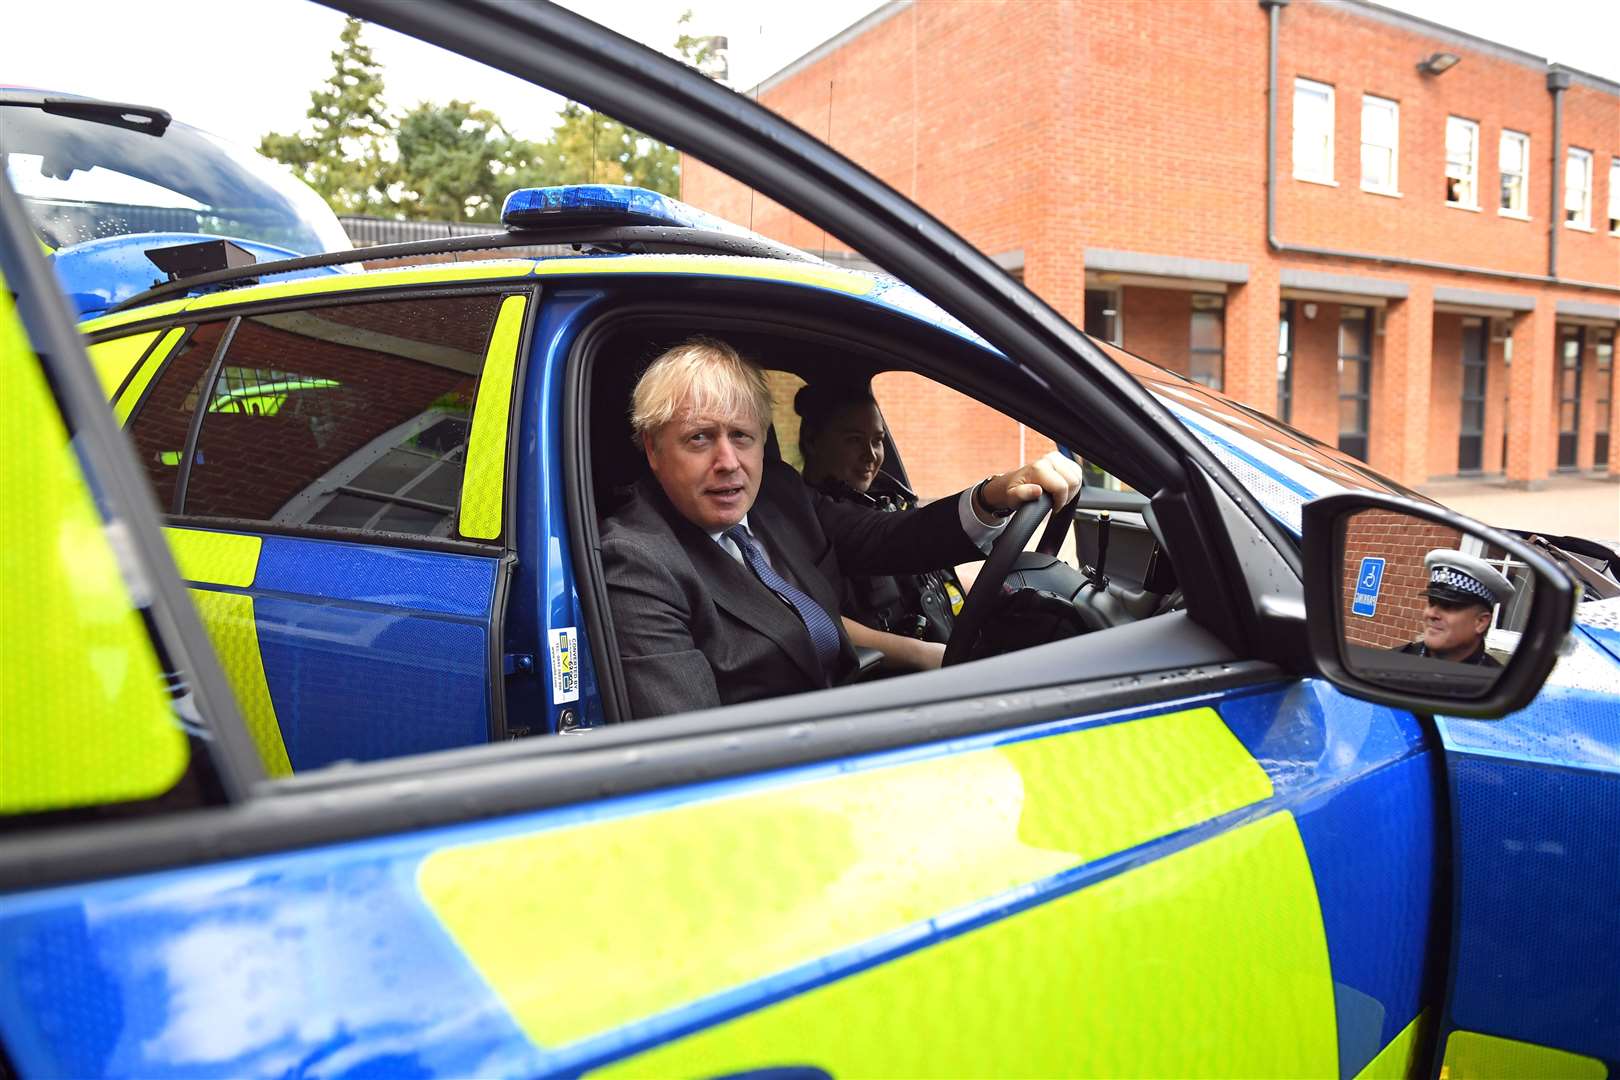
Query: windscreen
xmin=0 ymin=105 xmax=350 ymax=254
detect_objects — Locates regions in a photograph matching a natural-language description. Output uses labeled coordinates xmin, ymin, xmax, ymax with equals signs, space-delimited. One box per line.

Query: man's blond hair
xmin=630 ymin=336 xmax=773 ymax=439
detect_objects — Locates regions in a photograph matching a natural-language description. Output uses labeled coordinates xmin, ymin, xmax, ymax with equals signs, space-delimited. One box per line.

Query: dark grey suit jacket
xmin=601 ymin=461 xmax=985 ymax=719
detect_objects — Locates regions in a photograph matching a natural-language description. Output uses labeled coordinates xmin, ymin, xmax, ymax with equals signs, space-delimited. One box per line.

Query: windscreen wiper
xmin=0 ymin=95 xmax=170 ymax=137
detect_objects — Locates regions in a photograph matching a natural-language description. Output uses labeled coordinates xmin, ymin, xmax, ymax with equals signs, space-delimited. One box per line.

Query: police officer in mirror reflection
xmin=795 ymin=381 xmax=964 ymax=674
xmin=1394 ymin=549 xmax=1515 ymax=667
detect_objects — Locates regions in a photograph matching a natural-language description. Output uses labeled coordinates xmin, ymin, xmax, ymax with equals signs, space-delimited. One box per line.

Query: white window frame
xmin=1608 ymin=157 xmax=1619 ymax=236
xmin=1498 ymin=130 xmax=1530 ymax=218
xmin=1292 ymin=78 xmax=1336 ymax=185
xmin=1445 ymin=116 xmax=1480 ymax=210
xmin=1565 ymin=147 xmax=1593 ymax=230
xmin=1359 ymin=94 xmax=1400 ymax=195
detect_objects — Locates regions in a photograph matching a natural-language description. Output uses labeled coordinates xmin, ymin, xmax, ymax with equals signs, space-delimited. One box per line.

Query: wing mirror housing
xmin=1301 ymin=492 xmax=1576 ymax=719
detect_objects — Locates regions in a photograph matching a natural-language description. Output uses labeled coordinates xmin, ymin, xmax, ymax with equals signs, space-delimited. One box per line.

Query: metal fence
xmin=337 ymin=215 xmax=503 ymax=247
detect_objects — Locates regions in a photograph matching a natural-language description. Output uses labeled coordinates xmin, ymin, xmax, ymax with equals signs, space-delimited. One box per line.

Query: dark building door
xmin=1596 ymin=330 xmax=1613 ymax=471
xmin=1557 ymin=325 xmax=1584 ymax=470
xmin=1458 ymin=319 xmax=1486 ymax=473
xmin=1338 ymin=307 xmax=1371 ymax=462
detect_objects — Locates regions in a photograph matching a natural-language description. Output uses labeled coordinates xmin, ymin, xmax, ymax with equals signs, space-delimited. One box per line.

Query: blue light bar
xmin=501 ymin=184 xmax=743 ymax=234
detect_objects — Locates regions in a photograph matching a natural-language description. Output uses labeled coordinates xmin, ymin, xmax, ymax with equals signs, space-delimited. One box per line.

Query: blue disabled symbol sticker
xmin=1351 ymin=557 xmax=1386 ymax=617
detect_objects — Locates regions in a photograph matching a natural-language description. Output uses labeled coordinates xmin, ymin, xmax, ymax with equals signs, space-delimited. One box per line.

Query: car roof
xmin=82 ymin=247 xmax=1409 ymax=537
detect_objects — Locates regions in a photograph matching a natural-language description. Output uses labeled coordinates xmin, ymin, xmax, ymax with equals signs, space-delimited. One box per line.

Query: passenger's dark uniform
xmin=806 ymin=473 xmax=963 ymax=644
xmin=1394 ymin=640 xmax=1502 ymax=668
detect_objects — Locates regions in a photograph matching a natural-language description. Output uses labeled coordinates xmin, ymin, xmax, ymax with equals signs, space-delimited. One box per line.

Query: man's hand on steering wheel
xmin=973 ymin=451 xmax=1084 ymax=522
xmin=946 ymin=452 xmax=1085 ymax=667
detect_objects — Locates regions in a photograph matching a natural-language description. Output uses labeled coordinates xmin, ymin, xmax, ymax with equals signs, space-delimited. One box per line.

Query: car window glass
xmin=125 ymin=321 xmax=228 ymax=512
xmin=175 ymin=294 xmax=504 ymax=540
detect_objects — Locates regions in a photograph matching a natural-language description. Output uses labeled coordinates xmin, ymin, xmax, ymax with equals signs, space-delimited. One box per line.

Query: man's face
xmin=808 ymin=401 xmax=886 ymax=493
xmin=644 ymin=403 xmax=765 ymax=532
xmin=1421 ymin=597 xmax=1491 ymax=659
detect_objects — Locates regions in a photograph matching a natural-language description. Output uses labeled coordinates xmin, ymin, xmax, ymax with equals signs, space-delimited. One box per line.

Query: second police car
xmin=3 ymin=3 xmax=1619 ymax=1077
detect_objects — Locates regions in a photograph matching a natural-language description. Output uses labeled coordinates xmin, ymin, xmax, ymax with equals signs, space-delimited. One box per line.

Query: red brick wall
xmin=680 ymin=0 xmax=1620 ymax=487
xmin=1428 ymin=314 xmax=1463 ymax=477
xmin=1122 ymin=288 xmax=1191 ymax=379
xmin=1340 ymin=510 xmax=1463 ymax=649
xmin=1290 ymin=302 xmax=1343 ymax=446
xmin=871 ymin=372 xmax=1056 ymax=500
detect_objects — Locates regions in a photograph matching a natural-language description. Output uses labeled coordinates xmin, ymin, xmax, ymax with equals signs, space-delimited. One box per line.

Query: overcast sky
xmin=3 ymin=0 xmax=1616 ymax=150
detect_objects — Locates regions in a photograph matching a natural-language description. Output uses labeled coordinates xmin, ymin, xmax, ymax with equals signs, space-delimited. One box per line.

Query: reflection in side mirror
xmin=1337 ymin=509 xmax=1531 ymax=700
xmin=1301 ymin=493 xmax=1577 ymax=720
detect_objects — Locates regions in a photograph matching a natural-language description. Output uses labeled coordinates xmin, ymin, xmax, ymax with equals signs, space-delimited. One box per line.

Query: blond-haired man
xmin=601 ymin=336 xmax=1081 ymax=719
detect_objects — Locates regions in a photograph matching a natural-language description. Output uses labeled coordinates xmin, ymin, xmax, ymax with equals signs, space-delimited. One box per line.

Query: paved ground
xmin=1417 ymin=474 xmax=1620 ymax=543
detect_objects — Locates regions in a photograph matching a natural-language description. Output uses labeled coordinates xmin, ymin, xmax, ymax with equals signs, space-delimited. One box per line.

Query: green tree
xmin=259 ymin=17 xmax=395 ymax=215
xmin=517 ymin=104 xmax=679 ymax=194
xmin=395 ymin=100 xmax=532 ymax=221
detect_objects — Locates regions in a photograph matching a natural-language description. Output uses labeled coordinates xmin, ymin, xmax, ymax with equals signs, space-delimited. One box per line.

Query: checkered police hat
xmin=1423 ymin=549 xmax=1514 ymax=608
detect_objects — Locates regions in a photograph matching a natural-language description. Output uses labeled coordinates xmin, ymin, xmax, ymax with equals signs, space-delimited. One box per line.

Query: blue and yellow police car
xmin=2 ymin=3 xmax=1619 ymax=1077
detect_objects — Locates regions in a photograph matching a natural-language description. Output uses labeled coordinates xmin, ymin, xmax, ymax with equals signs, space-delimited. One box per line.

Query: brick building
xmin=680 ymin=0 xmax=1620 ymax=493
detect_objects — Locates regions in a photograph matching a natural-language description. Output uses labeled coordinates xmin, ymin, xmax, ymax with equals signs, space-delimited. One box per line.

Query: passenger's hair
xmin=629 ymin=336 xmax=773 ymax=439
xmin=794 ymin=380 xmax=876 ymax=458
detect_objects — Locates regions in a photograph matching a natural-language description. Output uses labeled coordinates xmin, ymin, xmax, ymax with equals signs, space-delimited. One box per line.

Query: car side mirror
xmin=1301 ymin=493 xmax=1577 ymax=719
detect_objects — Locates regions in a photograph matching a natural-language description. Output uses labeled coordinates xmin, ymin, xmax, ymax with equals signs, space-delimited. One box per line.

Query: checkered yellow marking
xmin=530 ymin=254 xmax=876 ymax=295
xmin=112 ymin=327 xmax=186 ymax=424
xmin=78 ymin=298 xmax=191 ymax=337
xmin=418 ymin=707 xmax=1273 ymax=1050
xmin=1442 ymin=1030 xmax=1607 ymax=1079
xmin=458 ymin=294 xmax=527 ymax=540
xmin=86 ymin=330 xmax=160 ymax=395
xmin=1 ymin=280 xmax=187 ymax=814
xmin=183 ymin=261 xmax=535 ymax=311
xmin=598 ymin=812 xmax=1336 ymax=1079
xmin=184 ymin=589 xmax=291 ymax=777
xmin=163 ymin=527 xmax=261 ymax=589
xmin=1355 ymin=1010 xmax=1429 ymax=1079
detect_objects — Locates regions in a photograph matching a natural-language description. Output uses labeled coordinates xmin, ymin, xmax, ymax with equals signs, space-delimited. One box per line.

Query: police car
xmin=3 ymin=3 xmax=1619 ymax=1077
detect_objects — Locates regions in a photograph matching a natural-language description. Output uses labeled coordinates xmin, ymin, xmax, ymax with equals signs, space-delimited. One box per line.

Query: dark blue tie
xmin=724 ymin=524 xmax=842 ymax=680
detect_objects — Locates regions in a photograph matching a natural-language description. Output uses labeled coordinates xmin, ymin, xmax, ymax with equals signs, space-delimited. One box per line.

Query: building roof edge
xmin=1342 ymin=0 xmax=1618 ymax=95
xmin=752 ymin=1 xmax=913 ymax=96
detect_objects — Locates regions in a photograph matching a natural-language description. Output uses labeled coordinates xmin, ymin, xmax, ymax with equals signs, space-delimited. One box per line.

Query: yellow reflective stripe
xmin=418 ymin=706 xmax=1272 ymax=1049
xmin=1 ymin=280 xmax=187 ymax=814
xmin=78 ymin=298 xmax=191 ymax=336
xmin=599 ymin=811 xmax=1336 ymax=1079
xmin=161 ymin=528 xmax=288 ymax=775
xmin=1357 ymin=1009 xmax=1430 ymax=1079
xmin=184 ymin=589 xmax=291 ymax=778
xmin=458 ymin=293 xmax=527 ymax=540
xmin=113 ymin=326 xmax=186 ymax=424
xmin=182 ymin=261 xmax=536 ymax=311
xmin=532 ymin=254 xmax=876 ymax=295
xmin=1441 ymin=1030 xmax=1607 ymax=1079
xmin=86 ymin=330 xmax=159 ymax=395
xmin=163 ymin=527 xmax=261 ymax=588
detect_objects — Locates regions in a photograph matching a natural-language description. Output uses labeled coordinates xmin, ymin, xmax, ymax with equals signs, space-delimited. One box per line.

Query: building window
xmin=1499 ymin=130 xmax=1530 ymax=217
xmin=1609 ymin=158 xmax=1619 ymax=235
xmin=1292 ymin=78 xmax=1335 ymax=184
xmin=1189 ymin=294 xmax=1224 ymax=391
xmin=1338 ymin=307 xmax=1372 ymax=461
xmin=1360 ymin=95 xmax=1399 ymax=194
xmin=1445 ymin=116 xmax=1479 ymax=208
xmin=1565 ymin=148 xmax=1593 ymax=229
xmin=1084 ymin=287 xmax=1121 ymax=345
xmin=1277 ymin=301 xmax=1295 ymax=425
xmin=1596 ymin=330 xmax=1614 ymax=470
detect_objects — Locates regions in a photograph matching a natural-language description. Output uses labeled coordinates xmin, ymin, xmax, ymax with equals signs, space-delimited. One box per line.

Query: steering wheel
xmin=943 ymin=492 xmax=1076 ymax=666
